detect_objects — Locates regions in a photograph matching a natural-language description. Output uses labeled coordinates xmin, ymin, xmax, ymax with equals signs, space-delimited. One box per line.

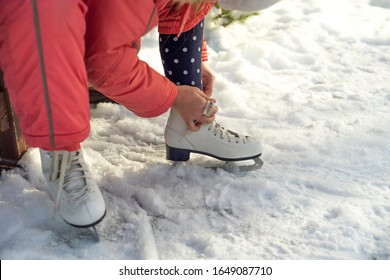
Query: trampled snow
xmin=1 ymin=0 xmax=389 ymax=259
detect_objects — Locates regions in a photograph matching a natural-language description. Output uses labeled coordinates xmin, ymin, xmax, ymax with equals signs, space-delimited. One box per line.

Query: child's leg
xmin=161 ymin=20 xmax=263 ymax=163
xmin=159 ymin=20 xmax=205 ymax=90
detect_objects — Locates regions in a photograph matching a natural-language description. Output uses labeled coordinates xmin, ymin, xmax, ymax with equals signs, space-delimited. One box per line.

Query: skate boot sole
xmin=166 ymin=145 xmax=262 ymax=162
xmin=64 ymin=210 xmax=106 ymax=229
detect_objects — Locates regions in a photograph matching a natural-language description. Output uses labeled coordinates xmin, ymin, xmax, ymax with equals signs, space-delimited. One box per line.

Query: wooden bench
xmin=0 ymin=72 xmax=28 ymax=170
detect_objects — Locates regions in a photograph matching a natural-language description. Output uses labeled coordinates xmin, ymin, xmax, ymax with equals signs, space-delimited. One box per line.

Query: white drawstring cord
xmin=53 ymin=152 xmax=69 ymax=211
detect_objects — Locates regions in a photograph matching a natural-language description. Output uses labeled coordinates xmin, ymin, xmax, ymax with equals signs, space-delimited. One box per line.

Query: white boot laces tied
xmin=51 ymin=151 xmax=90 ymax=211
xmin=208 ymin=121 xmax=248 ymax=144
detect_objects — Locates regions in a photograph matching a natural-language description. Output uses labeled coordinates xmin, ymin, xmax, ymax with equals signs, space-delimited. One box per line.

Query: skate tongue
xmin=63 ymin=152 xmax=89 ymax=201
xmin=53 ymin=151 xmax=89 ymax=211
xmin=203 ymin=100 xmax=217 ymax=117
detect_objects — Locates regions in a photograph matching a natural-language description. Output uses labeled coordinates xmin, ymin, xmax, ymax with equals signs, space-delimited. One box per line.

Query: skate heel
xmin=166 ymin=145 xmax=190 ymax=161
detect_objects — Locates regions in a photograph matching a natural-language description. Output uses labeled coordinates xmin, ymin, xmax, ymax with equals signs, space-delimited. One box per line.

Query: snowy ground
xmin=1 ymin=0 xmax=389 ymax=260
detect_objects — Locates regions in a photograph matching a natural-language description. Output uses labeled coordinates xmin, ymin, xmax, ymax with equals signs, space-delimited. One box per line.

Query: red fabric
xmin=0 ymin=0 xmax=213 ymax=150
xmin=157 ymin=1 xmax=215 ymax=35
xmin=0 ymin=0 xmax=90 ymax=151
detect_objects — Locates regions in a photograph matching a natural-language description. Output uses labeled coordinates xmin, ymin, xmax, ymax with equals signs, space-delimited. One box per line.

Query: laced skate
xmin=40 ymin=149 xmax=106 ymax=228
xmin=165 ymin=109 xmax=263 ymax=171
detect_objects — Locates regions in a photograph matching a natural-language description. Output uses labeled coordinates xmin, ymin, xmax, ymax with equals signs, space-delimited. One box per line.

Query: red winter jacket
xmin=0 ymin=0 xmax=214 ymax=150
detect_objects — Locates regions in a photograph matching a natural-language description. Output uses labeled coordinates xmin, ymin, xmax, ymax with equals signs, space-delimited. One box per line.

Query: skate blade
xmin=87 ymin=226 xmax=100 ymax=241
xmin=181 ymin=156 xmax=263 ymax=172
xmin=69 ymin=225 xmax=100 ymax=242
xmin=63 ymin=221 xmax=102 ymax=242
xmin=221 ymin=157 xmax=264 ymax=172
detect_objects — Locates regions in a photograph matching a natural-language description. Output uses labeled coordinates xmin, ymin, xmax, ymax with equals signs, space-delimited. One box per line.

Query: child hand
xmin=202 ymin=62 xmax=215 ymax=98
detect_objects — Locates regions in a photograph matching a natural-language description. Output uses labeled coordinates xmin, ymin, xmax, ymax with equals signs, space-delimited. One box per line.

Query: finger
xmin=203 ymin=85 xmax=213 ymax=97
xmin=194 ymin=88 xmax=209 ymax=100
xmin=187 ymin=120 xmax=201 ymax=131
xmin=194 ymin=87 xmax=217 ymax=104
xmin=199 ymin=113 xmax=216 ymax=124
xmin=204 ymin=80 xmax=215 ymax=97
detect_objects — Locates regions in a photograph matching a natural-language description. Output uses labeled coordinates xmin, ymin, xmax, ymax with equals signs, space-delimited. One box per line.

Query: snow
xmin=1 ymin=0 xmax=390 ymax=260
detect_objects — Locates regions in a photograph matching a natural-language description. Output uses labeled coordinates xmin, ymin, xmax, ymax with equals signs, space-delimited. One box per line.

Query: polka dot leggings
xmin=159 ymin=20 xmax=204 ymax=90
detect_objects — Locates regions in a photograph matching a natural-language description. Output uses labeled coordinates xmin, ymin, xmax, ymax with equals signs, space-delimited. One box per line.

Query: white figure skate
xmin=164 ymin=109 xmax=263 ymax=171
xmin=40 ymin=149 xmax=106 ymax=229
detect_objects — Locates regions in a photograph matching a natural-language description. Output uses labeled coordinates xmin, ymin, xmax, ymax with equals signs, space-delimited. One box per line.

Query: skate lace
xmin=208 ymin=121 xmax=248 ymax=144
xmin=50 ymin=151 xmax=90 ymax=211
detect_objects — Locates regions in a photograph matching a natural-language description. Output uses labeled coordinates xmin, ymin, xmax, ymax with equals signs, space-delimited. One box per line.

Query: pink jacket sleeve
xmin=86 ymin=44 xmax=178 ymax=118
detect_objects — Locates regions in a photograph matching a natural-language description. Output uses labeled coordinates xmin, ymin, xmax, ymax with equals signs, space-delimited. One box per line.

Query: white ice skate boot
xmin=40 ymin=149 xmax=106 ymax=228
xmin=164 ymin=109 xmax=263 ymax=162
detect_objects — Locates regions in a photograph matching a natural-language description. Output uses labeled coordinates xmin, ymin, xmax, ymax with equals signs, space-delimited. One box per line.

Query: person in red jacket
xmin=0 ymin=0 xmax=262 ymax=228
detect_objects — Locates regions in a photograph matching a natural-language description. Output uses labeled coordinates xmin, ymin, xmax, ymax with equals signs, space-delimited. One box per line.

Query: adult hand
xmin=202 ymin=62 xmax=215 ymax=98
xmin=172 ymin=85 xmax=218 ymax=131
